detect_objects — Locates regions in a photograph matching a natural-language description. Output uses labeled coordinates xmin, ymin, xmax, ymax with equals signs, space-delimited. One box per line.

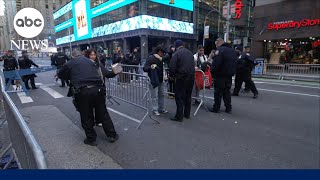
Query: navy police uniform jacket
xmin=58 ymin=55 xmax=115 ymax=89
xmin=211 ymin=43 xmax=237 ymax=78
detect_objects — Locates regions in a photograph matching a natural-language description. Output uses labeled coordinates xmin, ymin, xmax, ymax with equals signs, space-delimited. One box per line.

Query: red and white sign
xmin=234 ymin=0 xmax=244 ymax=19
xmin=312 ymin=40 xmax=320 ymax=48
xmin=268 ymin=19 xmax=320 ymax=30
xmin=223 ymin=0 xmax=243 ymax=19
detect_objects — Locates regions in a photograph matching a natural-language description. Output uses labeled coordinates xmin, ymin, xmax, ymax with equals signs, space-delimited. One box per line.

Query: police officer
xmin=58 ymin=50 xmax=119 ymax=146
xmin=169 ymin=40 xmax=195 ymax=121
xmin=233 ymin=46 xmax=259 ymax=99
xmin=3 ymin=50 xmax=18 ymax=85
xmin=211 ymin=38 xmax=237 ymax=113
xmin=18 ymin=50 xmax=39 ymax=89
xmin=52 ymin=47 xmax=70 ymax=87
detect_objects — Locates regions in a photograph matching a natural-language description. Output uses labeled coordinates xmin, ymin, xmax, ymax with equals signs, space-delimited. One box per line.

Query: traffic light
xmin=169 ymin=0 xmax=174 ymax=4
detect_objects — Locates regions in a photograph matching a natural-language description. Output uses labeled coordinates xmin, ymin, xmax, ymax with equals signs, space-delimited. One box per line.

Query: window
xmin=46 ymin=4 xmax=49 ymax=9
xmin=45 ymin=0 xmax=48 ymax=3
xmin=53 ymin=4 xmax=56 ymax=10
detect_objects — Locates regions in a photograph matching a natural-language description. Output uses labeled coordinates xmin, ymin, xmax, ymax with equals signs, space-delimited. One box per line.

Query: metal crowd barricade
xmin=262 ymin=63 xmax=320 ymax=81
xmin=164 ymin=68 xmax=208 ymax=116
xmin=264 ymin=64 xmax=285 ymax=79
xmin=106 ymin=64 xmax=158 ymax=129
xmin=0 ymin=71 xmax=47 ymax=169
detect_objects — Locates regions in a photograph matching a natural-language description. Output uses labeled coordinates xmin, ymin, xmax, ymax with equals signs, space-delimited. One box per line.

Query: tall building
xmin=54 ymin=0 xmax=196 ymax=59
xmin=252 ymin=0 xmax=320 ymax=64
xmin=0 ymin=15 xmax=8 ymax=50
xmin=14 ymin=0 xmax=70 ymax=45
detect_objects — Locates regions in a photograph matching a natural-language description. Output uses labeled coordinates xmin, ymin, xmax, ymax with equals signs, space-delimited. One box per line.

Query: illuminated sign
xmin=312 ymin=40 xmax=320 ymax=48
xmin=72 ymin=0 xmax=92 ymax=41
xmin=234 ymin=0 xmax=243 ymax=19
xmin=91 ymin=0 xmax=138 ymax=18
xmin=55 ymin=18 xmax=74 ymax=32
xmin=268 ymin=19 xmax=320 ymax=30
xmin=150 ymin=0 xmax=193 ymax=11
xmin=56 ymin=15 xmax=194 ymax=45
xmin=92 ymin=15 xmax=193 ymax=38
xmin=53 ymin=2 xmax=72 ymax=20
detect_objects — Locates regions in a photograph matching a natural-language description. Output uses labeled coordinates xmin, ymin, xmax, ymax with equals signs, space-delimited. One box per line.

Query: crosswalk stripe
xmin=17 ymin=92 xmax=34 ymax=104
xmin=36 ymin=83 xmax=64 ymax=98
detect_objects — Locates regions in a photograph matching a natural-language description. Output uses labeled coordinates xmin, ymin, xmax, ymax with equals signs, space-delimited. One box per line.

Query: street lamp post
xmin=200 ymin=0 xmax=231 ymax=45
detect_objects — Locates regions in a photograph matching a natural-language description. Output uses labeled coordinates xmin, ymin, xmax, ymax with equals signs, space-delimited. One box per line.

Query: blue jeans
xmin=150 ymin=82 xmax=165 ymax=112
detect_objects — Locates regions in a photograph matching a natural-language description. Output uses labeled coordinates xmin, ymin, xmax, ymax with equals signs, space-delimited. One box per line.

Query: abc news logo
xmin=12 ymin=8 xmax=48 ymax=50
xmin=15 ymin=17 xmax=42 ymax=28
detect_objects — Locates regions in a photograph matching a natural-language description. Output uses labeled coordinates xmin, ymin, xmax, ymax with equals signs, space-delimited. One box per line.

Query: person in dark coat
xmin=169 ymin=40 xmax=195 ymax=121
xmin=51 ymin=47 xmax=70 ymax=87
xmin=211 ymin=38 xmax=237 ymax=114
xmin=3 ymin=50 xmax=18 ymax=85
xmin=18 ymin=50 xmax=39 ymax=89
xmin=130 ymin=47 xmax=141 ymax=81
xmin=58 ymin=49 xmax=119 ymax=146
xmin=143 ymin=46 xmax=168 ymax=116
xmin=166 ymin=45 xmax=176 ymax=99
xmin=233 ymin=46 xmax=259 ymax=98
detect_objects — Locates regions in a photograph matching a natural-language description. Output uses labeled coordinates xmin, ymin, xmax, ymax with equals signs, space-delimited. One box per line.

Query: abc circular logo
xmin=13 ymin=8 xmax=44 ymax=38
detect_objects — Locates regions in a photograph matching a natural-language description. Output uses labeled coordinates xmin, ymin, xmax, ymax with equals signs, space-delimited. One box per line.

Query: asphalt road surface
xmin=5 ymin=59 xmax=320 ymax=168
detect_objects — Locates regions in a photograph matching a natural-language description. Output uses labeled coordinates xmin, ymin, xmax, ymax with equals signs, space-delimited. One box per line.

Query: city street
xmin=6 ymin=59 xmax=320 ymax=169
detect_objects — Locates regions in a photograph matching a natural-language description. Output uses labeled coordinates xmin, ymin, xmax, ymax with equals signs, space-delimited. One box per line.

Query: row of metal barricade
xmin=256 ymin=63 xmax=320 ymax=81
xmin=0 ymin=70 xmax=47 ymax=169
xmin=105 ymin=64 xmax=210 ymax=129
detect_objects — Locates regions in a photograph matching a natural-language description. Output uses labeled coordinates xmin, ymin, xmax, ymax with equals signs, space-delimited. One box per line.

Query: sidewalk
xmin=19 ymin=105 xmax=121 ymax=169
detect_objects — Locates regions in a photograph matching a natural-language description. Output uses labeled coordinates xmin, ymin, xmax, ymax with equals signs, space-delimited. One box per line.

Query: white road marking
xmin=257 ymin=88 xmax=320 ymax=97
xmin=107 ymin=107 xmax=141 ymax=123
xmin=17 ymin=92 xmax=33 ymax=104
xmin=36 ymin=83 xmax=64 ymax=98
xmin=254 ymin=81 xmax=320 ymax=89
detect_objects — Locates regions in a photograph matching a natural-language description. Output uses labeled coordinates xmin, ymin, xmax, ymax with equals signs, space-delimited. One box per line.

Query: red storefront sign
xmin=312 ymin=40 xmax=320 ymax=48
xmin=235 ymin=0 xmax=243 ymax=19
xmin=268 ymin=19 xmax=320 ymax=30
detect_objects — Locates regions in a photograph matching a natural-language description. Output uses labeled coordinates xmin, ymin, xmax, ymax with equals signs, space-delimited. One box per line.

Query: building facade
xmin=54 ymin=0 xmax=196 ymax=59
xmin=252 ymin=0 xmax=320 ymax=64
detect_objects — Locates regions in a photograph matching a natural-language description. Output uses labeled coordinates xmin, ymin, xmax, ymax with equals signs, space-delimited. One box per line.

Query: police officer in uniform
xmin=18 ymin=50 xmax=39 ymax=89
xmin=3 ymin=50 xmax=18 ymax=85
xmin=169 ymin=40 xmax=195 ymax=121
xmin=233 ymin=46 xmax=259 ymax=98
xmin=211 ymin=38 xmax=237 ymax=113
xmin=58 ymin=50 xmax=119 ymax=146
xmin=52 ymin=48 xmax=70 ymax=87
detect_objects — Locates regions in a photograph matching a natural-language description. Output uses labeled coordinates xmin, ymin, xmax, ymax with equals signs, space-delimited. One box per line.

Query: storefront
xmin=252 ymin=0 xmax=320 ymax=64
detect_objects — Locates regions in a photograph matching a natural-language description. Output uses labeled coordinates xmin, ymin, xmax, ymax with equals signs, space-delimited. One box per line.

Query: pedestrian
xmin=84 ymin=48 xmax=117 ymax=127
xmin=58 ymin=49 xmax=119 ymax=146
xmin=51 ymin=47 xmax=70 ymax=87
xmin=143 ymin=46 xmax=168 ymax=116
xmin=166 ymin=45 xmax=176 ymax=99
xmin=2 ymin=50 xmax=18 ymax=85
xmin=129 ymin=47 xmax=141 ymax=81
xmin=169 ymin=40 xmax=195 ymax=121
xmin=18 ymin=50 xmax=39 ymax=90
xmin=97 ymin=49 xmax=107 ymax=67
xmin=233 ymin=46 xmax=259 ymax=98
xmin=193 ymin=45 xmax=208 ymax=104
xmin=210 ymin=38 xmax=237 ymax=113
